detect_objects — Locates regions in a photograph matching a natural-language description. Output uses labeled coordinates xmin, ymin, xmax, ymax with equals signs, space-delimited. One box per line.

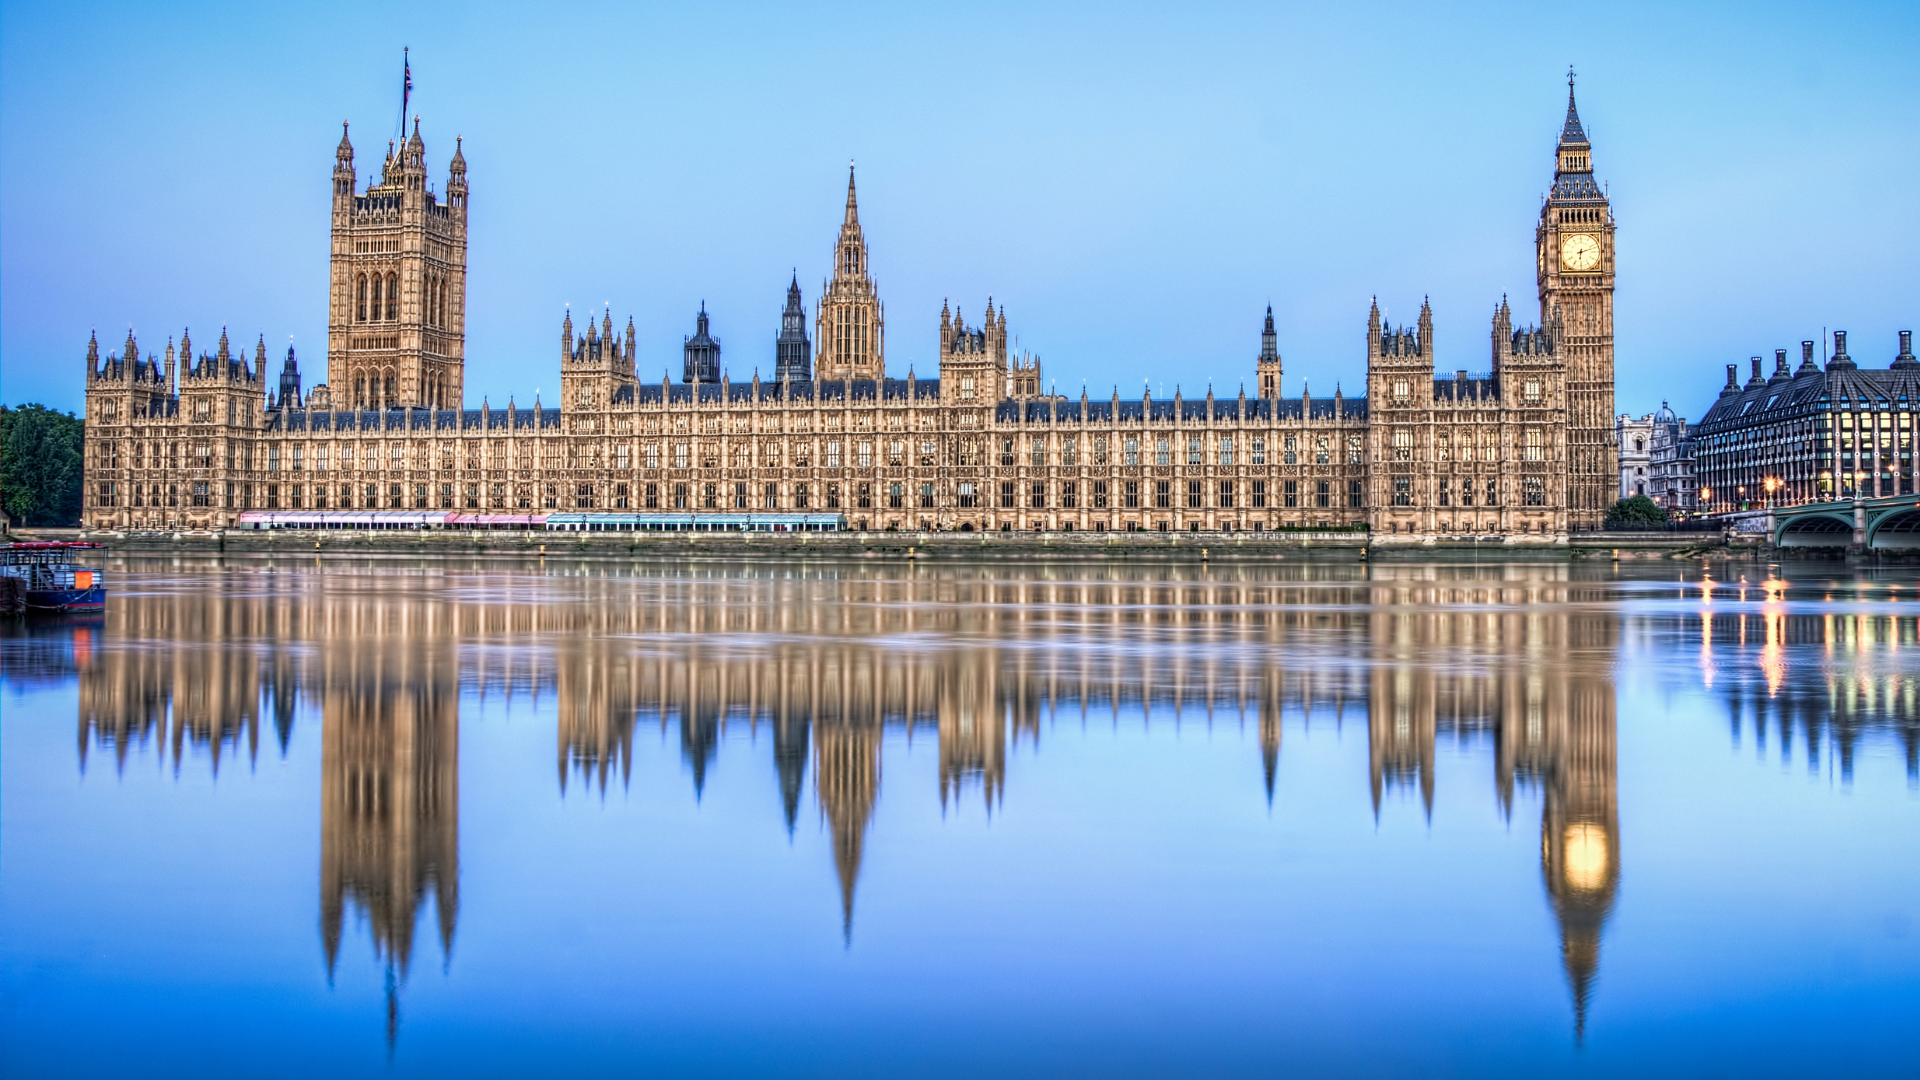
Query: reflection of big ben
xmin=1366 ymin=570 xmax=1620 ymax=1036
xmin=1536 ymin=668 xmax=1617 ymax=1039
xmin=1496 ymin=612 xmax=1619 ymax=1038
xmin=319 ymin=638 xmax=460 ymax=981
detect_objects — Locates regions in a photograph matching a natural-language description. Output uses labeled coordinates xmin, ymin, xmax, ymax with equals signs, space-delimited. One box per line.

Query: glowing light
xmin=1563 ymin=823 xmax=1611 ymax=890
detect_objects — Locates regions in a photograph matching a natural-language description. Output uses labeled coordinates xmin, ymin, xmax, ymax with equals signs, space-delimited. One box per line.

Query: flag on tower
xmin=400 ymin=48 xmax=413 ymax=136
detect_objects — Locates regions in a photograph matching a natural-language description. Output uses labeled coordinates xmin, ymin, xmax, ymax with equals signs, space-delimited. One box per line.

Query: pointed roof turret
xmin=450 ymin=135 xmax=466 ymax=173
xmin=844 ymin=161 xmax=859 ymax=226
xmin=336 ymin=121 xmax=354 ymax=162
xmin=1559 ymin=69 xmax=1589 ymax=148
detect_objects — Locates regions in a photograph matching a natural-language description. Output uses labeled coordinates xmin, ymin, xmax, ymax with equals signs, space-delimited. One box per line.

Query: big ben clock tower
xmin=1537 ymin=73 xmax=1616 ymax=530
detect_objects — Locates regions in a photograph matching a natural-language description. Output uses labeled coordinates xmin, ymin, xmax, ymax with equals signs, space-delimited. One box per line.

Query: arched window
xmin=354 ymin=375 xmax=366 ymax=408
xmin=385 ymin=274 xmax=398 ymax=320
xmin=384 ymin=373 xmax=395 ymax=405
xmin=356 ymin=276 xmax=368 ymax=322
xmin=370 ymin=277 xmax=383 ymax=322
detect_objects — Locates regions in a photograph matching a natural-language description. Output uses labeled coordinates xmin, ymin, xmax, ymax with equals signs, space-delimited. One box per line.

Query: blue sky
xmin=2 ymin=1 xmax=1914 ymax=417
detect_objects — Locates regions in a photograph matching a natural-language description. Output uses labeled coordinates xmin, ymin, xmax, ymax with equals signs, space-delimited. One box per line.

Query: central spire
xmin=816 ymin=165 xmax=884 ymax=381
xmin=1559 ymin=67 xmax=1589 ymax=148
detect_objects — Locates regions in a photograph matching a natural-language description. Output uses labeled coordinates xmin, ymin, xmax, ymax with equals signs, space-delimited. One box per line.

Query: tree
xmin=0 ymin=404 xmax=85 ymax=526
xmin=1604 ymin=494 xmax=1668 ymax=530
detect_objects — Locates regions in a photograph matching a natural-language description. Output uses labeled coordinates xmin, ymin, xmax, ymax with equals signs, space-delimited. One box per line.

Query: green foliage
xmin=1604 ymin=494 xmax=1668 ymax=529
xmin=0 ymin=404 xmax=85 ymax=526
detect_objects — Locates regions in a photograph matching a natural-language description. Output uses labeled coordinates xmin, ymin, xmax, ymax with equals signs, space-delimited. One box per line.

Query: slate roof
xmin=1697 ymin=356 xmax=1920 ymax=434
xmin=631 ymin=377 xmax=943 ymax=405
xmin=270 ymin=407 xmax=561 ymax=432
xmin=994 ymin=396 xmax=1365 ymax=423
xmin=1431 ymin=376 xmax=1500 ymax=403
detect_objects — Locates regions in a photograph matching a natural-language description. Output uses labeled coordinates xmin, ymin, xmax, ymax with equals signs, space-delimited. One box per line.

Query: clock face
xmin=1561 ymin=233 xmax=1601 ymax=272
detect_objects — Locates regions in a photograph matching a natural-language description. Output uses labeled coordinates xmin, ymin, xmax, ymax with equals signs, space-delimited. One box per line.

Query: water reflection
xmin=317 ymin=629 xmax=459 ymax=1045
xmin=48 ymin=558 xmax=1918 ymax=1052
xmin=1704 ymin=605 xmax=1920 ymax=779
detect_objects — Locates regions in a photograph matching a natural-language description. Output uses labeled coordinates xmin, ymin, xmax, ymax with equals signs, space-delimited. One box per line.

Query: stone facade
xmin=1620 ymin=403 xmax=1696 ymax=512
xmin=1616 ymin=412 xmax=1654 ymax=500
xmin=814 ymin=168 xmax=883 ymax=384
xmin=1647 ymin=404 xmax=1697 ymax=514
xmin=1536 ymin=82 xmax=1618 ymax=530
xmin=328 ymin=120 xmax=468 ymax=412
xmin=81 ymin=91 xmax=1609 ymax=540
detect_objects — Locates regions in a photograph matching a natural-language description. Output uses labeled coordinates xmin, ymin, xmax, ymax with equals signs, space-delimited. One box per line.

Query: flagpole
xmin=399 ymin=46 xmax=411 ymax=141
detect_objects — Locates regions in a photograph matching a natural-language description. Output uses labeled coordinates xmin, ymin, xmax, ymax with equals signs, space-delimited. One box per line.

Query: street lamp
xmin=1763 ymin=476 xmax=1780 ymax=509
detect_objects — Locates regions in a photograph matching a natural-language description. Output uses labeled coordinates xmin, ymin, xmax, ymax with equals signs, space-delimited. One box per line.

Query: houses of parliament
xmin=80 ymin=84 xmax=1618 ymax=538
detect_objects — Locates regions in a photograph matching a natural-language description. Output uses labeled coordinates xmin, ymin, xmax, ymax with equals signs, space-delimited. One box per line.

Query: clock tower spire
xmin=1537 ymin=70 xmax=1615 ymax=531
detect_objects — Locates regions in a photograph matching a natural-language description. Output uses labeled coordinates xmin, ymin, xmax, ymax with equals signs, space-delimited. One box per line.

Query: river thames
xmin=1 ymin=555 xmax=1915 ymax=1077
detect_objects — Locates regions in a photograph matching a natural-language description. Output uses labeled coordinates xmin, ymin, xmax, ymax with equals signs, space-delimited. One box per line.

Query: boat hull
xmin=26 ymin=586 xmax=105 ymax=613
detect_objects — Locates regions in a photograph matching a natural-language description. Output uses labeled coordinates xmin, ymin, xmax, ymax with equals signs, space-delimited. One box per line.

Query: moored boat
xmin=0 ymin=542 xmax=106 ymax=613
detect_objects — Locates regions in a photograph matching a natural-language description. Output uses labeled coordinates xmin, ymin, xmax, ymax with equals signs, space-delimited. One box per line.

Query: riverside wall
xmin=60 ymin=527 xmax=1753 ymax=562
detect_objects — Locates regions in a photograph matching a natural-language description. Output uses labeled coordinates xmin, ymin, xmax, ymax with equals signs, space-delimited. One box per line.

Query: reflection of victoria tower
xmin=320 ymin=634 xmax=460 ymax=979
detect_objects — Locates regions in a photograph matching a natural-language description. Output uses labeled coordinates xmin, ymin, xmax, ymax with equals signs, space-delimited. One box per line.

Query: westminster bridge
xmin=1769 ymin=494 xmax=1920 ymax=550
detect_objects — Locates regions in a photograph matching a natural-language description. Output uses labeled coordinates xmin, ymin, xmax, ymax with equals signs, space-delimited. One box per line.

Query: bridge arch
xmin=1775 ymin=512 xmax=1855 ymax=547
xmin=1866 ymin=509 xmax=1920 ymax=550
